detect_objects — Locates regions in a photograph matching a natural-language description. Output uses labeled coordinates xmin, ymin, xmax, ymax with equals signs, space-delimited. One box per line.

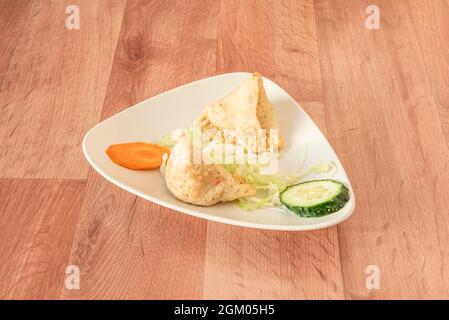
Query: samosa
xmin=195 ymin=72 xmax=284 ymax=152
xmin=164 ymin=132 xmax=255 ymax=206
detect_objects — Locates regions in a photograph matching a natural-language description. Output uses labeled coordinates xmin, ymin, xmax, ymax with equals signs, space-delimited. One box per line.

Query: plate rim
xmin=83 ymin=71 xmax=356 ymax=231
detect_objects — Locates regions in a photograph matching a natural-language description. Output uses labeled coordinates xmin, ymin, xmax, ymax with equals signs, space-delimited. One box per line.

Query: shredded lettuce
xmin=158 ymin=128 xmax=185 ymax=148
xmin=306 ymin=160 xmax=337 ymax=176
xmin=158 ymin=128 xmax=337 ymax=211
xmin=227 ymin=160 xmax=338 ymax=211
xmin=158 ymin=127 xmax=203 ymax=149
xmin=222 ymin=162 xmax=300 ymax=210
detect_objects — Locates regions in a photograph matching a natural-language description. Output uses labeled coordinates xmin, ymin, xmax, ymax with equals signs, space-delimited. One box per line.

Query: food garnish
xmin=106 ymin=142 xmax=169 ymax=170
xmin=280 ymin=180 xmax=349 ymax=217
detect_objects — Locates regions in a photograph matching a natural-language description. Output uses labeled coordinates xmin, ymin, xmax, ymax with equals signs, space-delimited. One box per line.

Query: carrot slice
xmin=105 ymin=142 xmax=170 ymax=170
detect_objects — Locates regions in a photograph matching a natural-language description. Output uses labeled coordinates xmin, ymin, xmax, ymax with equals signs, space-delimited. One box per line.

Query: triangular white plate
xmin=83 ymin=72 xmax=355 ymax=231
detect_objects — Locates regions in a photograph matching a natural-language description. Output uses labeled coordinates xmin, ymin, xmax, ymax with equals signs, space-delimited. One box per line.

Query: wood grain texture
xmin=1 ymin=0 xmax=449 ymax=299
xmin=101 ymin=0 xmax=219 ymax=119
xmin=202 ymin=0 xmax=343 ymax=299
xmin=314 ymin=0 xmax=449 ymax=298
xmin=0 ymin=0 xmax=125 ymax=179
xmin=216 ymin=0 xmax=322 ymax=101
xmin=409 ymin=0 xmax=449 ymax=142
xmin=0 ymin=0 xmax=33 ymax=142
xmin=0 ymin=0 xmax=32 ymax=90
xmin=203 ymin=224 xmax=344 ymax=299
xmin=202 ymin=101 xmax=344 ymax=299
xmin=60 ymin=172 xmax=207 ymax=299
xmin=0 ymin=179 xmax=85 ymax=299
xmin=61 ymin=0 xmax=219 ymax=299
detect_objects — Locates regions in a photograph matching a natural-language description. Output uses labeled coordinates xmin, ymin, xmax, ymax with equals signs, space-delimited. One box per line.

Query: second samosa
xmin=195 ymin=72 xmax=284 ymax=152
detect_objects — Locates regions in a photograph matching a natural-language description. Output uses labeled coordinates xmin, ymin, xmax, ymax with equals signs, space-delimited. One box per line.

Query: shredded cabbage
xmin=227 ymin=160 xmax=338 ymax=210
xmin=158 ymin=128 xmax=337 ymax=211
xmin=158 ymin=127 xmax=202 ymax=149
xmin=222 ymin=162 xmax=300 ymax=210
xmin=306 ymin=160 xmax=337 ymax=176
xmin=158 ymin=128 xmax=186 ymax=148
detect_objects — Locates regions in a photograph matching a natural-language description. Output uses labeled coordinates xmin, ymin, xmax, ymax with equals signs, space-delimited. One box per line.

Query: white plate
xmin=83 ymin=72 xmax=355 ymax=231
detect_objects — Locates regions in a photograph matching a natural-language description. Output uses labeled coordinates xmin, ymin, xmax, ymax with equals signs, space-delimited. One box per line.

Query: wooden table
xmin=1 ymin=0 xmax=448 ymax=299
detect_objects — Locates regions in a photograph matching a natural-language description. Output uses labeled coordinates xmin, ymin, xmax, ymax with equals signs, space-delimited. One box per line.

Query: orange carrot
xmin=105 ymin=142 xmax=170 ymax=170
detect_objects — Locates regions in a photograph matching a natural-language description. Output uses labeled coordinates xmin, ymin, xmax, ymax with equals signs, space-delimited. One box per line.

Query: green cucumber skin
xmin=280 ymin=180 xmax=350 ymax=218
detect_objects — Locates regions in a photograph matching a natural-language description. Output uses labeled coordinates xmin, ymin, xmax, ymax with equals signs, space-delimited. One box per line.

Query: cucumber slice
xmin=280 ymin=180 xmax=349 ymax=217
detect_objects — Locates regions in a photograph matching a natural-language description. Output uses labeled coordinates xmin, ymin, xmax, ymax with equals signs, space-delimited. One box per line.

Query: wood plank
xmin=202 ymin=0 xmax=344 ymax=299
xmin=101 ymin=0 xmax=220 ymax=119
xmin=60 ymin=173 xmax=207 ymax=299
xmin=61 ymin=0 xmax=220 ymax=299
xmin=203 ymin=224 xmax=344 ymax=299
xmin=0 ymin=0 xmax=32 ymax=87
xmin=216 ymin=0 xmax=322 ymax=101
xmin=0 ymin=0 xmax=126 ymax=179
xmin=203 ymin=102 xmax=343 ymax=299
xmin=409 ymin=0 xmax=449 ymax=144
xmin=1 ymin=0 xmax=448 ymax=300
xmin=0 ymin=0 xmax=32 ymax=138
xmin=314 ymin=0 xmax=449 ymax=298
xmin=0 ymin=179 xmax=85 ymax=299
